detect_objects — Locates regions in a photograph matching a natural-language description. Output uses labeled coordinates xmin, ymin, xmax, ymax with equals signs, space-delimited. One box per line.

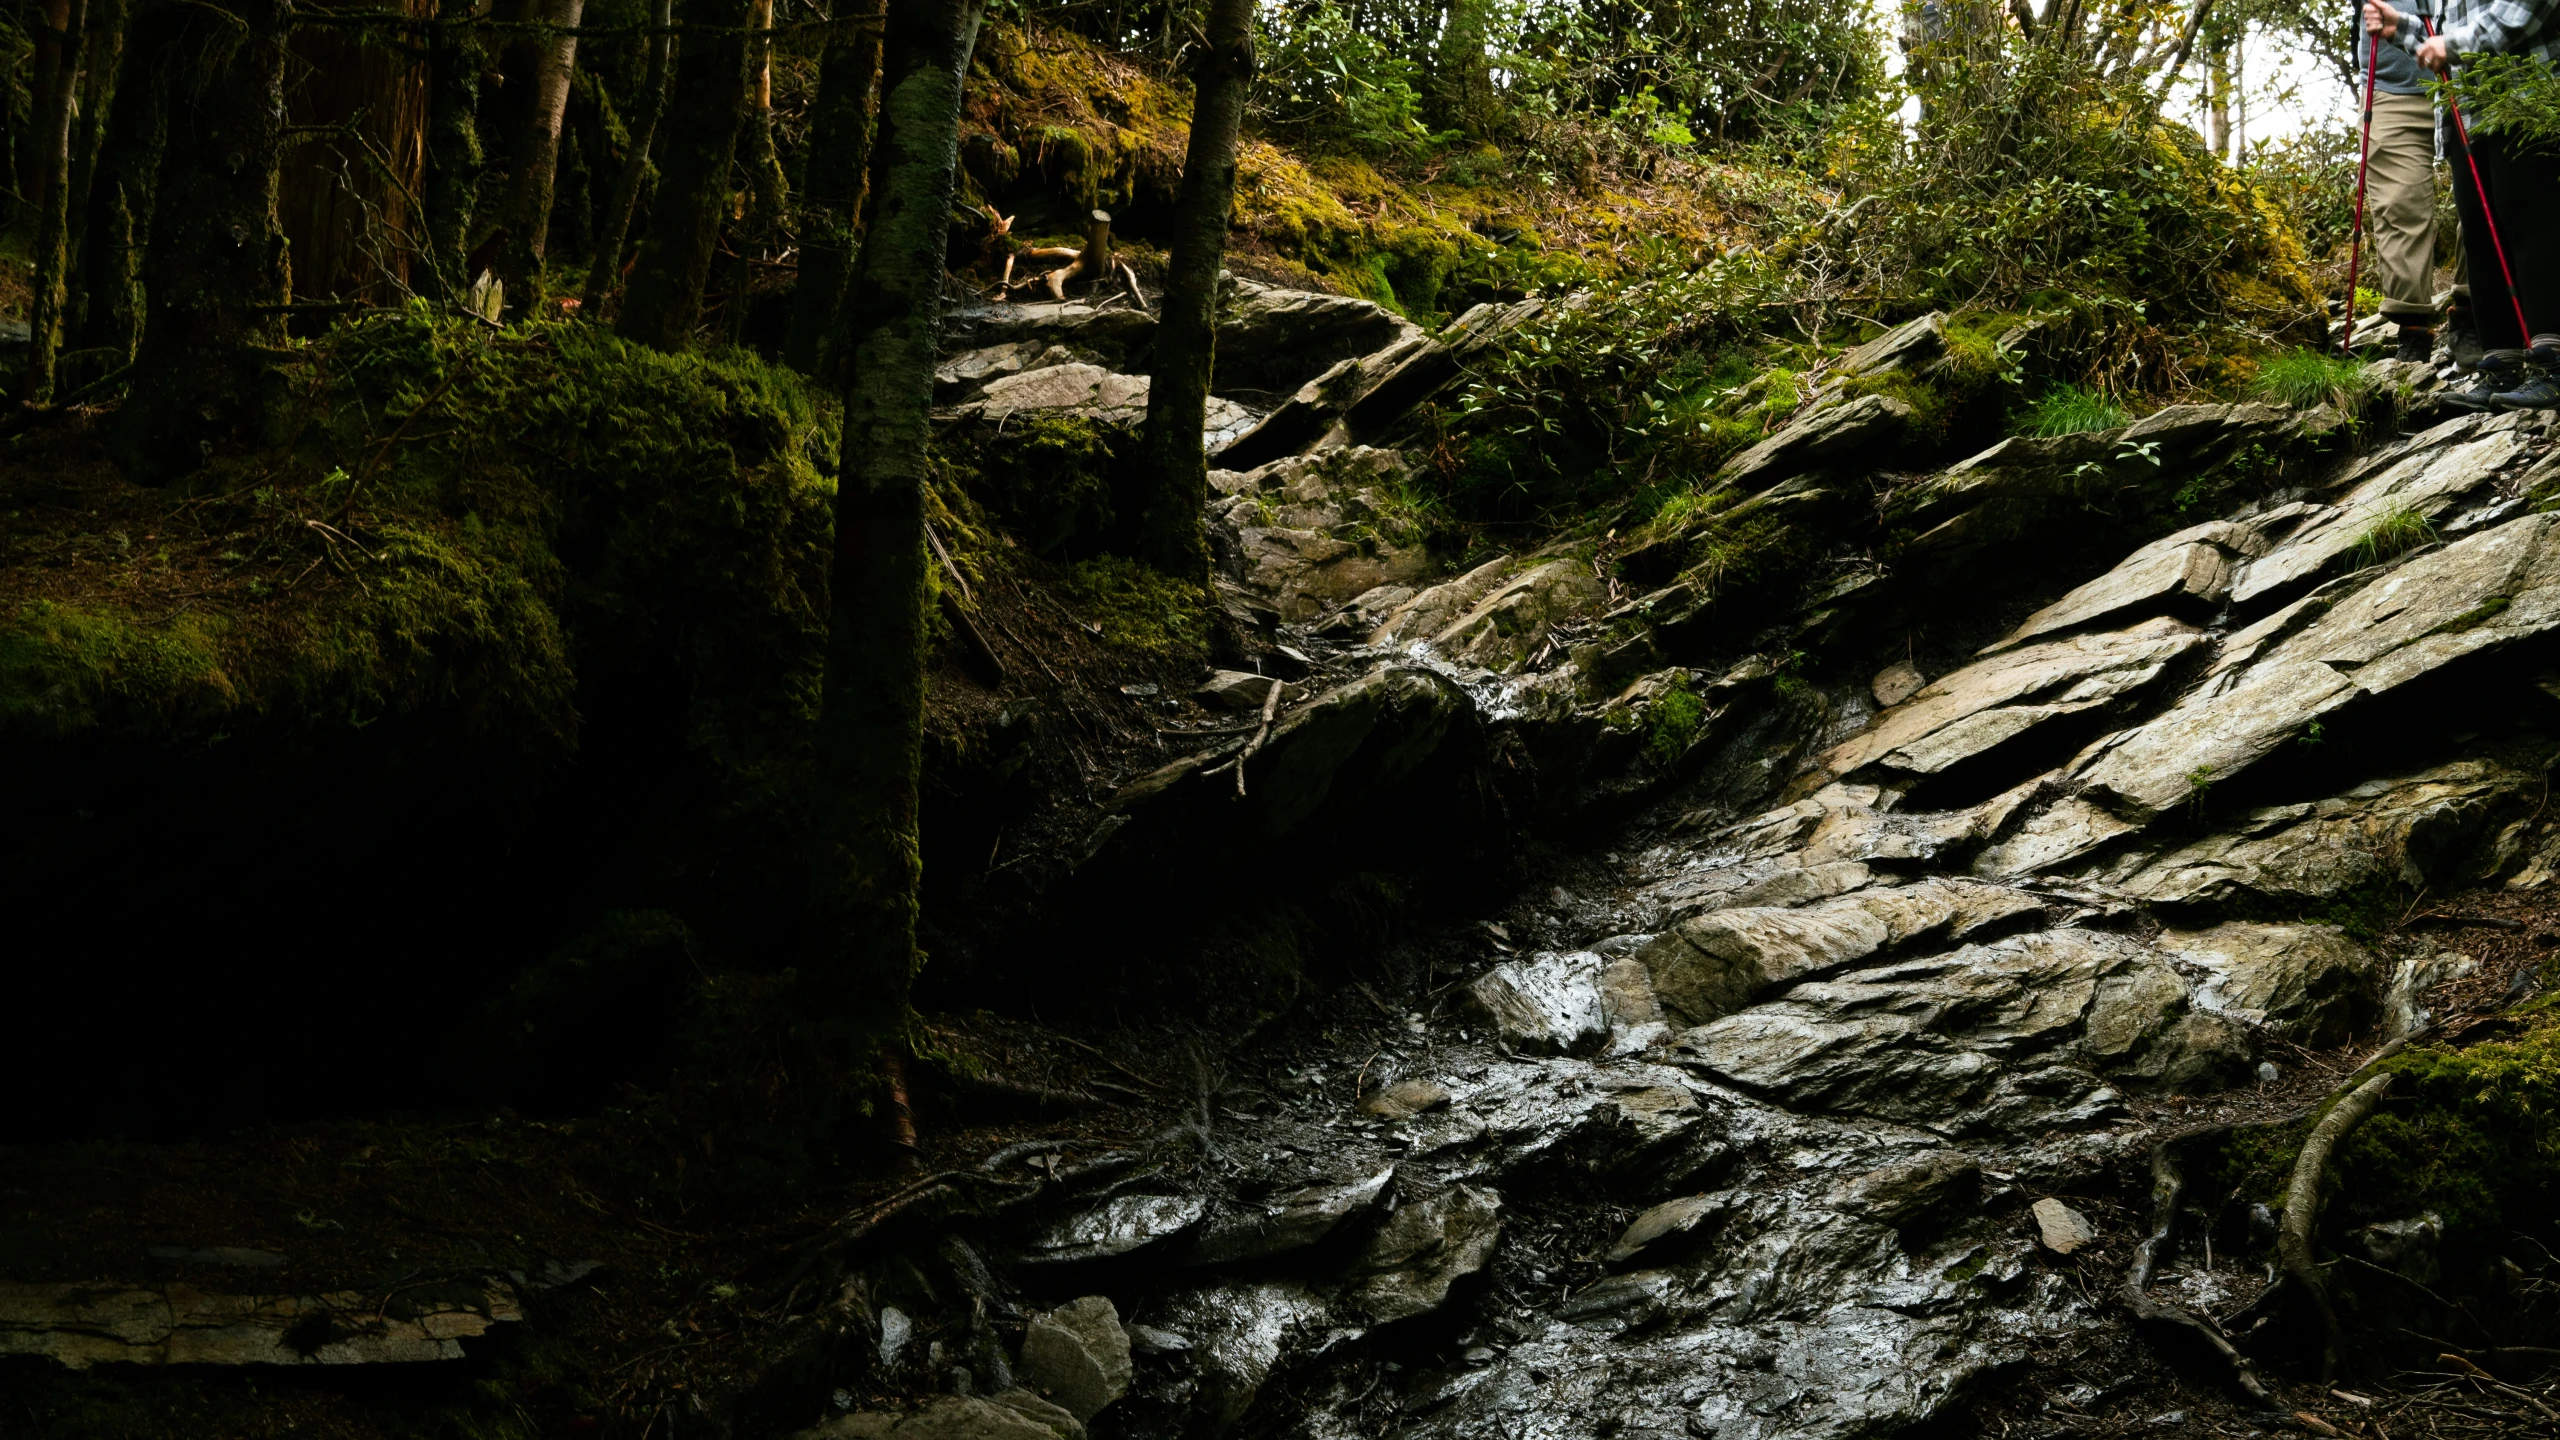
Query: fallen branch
xmin=2123 ymin=1136 xmax=2272 ymax=1401
xmin=2281 ymin=1071 xmax=2397 ymax=1382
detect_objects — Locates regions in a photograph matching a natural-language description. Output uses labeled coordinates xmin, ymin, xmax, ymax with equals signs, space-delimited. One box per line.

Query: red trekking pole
xmin=2342 ymin=22 xmax=2380 ymax=355
xmin=2431 ymin=16 xmax=2537 ymax=346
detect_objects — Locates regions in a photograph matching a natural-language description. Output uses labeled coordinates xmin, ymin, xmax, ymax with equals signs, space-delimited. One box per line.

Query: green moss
xmin=1646 ymin=679 xmax=1706 ymax=766
xmin=2335 ymin=1020 xmax=2560 ymax=1241
xmin=2433 ymin=595 xmax=2511 ymax=635
xmin=1056 ymin=555 xmax=1214 ymax=653
xmin=0 ymin=600 xmax=237 ymax=736
xmin=951 ymin=410 xmax=1120 ymax=556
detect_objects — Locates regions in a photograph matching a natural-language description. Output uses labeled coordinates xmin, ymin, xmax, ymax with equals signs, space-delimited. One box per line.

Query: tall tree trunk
xmin=111 ymin=0 xmax=291 ymax=481
xmin=1133 ymin=0 xmax=1253 ymax=578
xmin=63 ymin=0 xmax=127 ymax=327
xmin=722 ymin=0 xmax=782 ymax=345
xmin=25 ymin=0 xmax=72 ymax=220
xmin=802 ymin=0 xmax=985 ymax=1095
xmin=494 ymin=0 xmax=584 ymax=316
xmin=21 ymin=0 xmax=89 ymax=404
xmin=419 ymin=0 xmax=486 ymax=302
xmin=1430 ymin=0 xmax=1492 ymax=137
xmin=782 ymin=0 xmax=885 ymax=376
xmin=583 ymin=0 xmax=671 ymax=307
xmin=2207 ymin=41 xmax=2230 ymax=158
xmin=73 ymin=0 xmax=169 ymax=364
xmin=615 ymin=0 xmax=752 ymax=351
xmin=278 ymin=0 xmax=434 ymax=318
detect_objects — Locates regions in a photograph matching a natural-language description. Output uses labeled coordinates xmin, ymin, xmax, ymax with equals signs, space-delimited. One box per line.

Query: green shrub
xmin=2015 ymin=384 xmax=2129 ymax=437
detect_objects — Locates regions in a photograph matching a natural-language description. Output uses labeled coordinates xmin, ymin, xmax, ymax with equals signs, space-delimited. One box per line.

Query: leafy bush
xmin=2015 ymin=385 xmax=2130 ymax=436
xmin=1254 ymin=0 xmax=1443 ymax=157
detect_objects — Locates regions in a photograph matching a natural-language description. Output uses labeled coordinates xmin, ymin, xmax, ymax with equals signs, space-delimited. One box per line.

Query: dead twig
xmin=1234 ymin=678 xmax=1282 ymax=798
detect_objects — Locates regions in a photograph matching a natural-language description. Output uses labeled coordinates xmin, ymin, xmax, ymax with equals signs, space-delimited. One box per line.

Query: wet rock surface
xmin=876 ymin=295 xmax=2560 ymax=1440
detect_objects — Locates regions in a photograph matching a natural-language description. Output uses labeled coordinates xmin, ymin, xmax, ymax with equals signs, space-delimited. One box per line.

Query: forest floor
xmin=7 ymin=878 xmax=2558 ymax=1438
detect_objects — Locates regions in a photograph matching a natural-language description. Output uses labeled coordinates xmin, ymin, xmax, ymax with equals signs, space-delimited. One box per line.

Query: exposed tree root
xmin=2280 ymin=1071 xmax=2397 ymax=1382
xmin=2123 ymin=1133 xmax=2273 ymax=1402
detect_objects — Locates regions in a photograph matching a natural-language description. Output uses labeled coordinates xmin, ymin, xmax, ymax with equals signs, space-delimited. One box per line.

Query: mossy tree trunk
xmin=781 ymin=0 xmax=884 ymax=376
xmin=111 ymin=0 xmax=290 ymax=481
xmin=420 ymin=0 xmax=486 ymax=301
xmin=493 ymin=0 xmax=583 ymax=316
xmin=20 ymin=0 xmax=90 ymax=404
xmin=616 ymin=0 xmax=752 ymax=351
xmin=72 ymin=0 xmax=168 ymax=364
xmin=583 ymin=0 xmax=672 ymax=307
xmin=721 ymin=0 xmax=785 ymax=345
xmin=1132 ymin=0 xmax=1252 ymax=578
xmin=802 ymin=0 xmax=984 ymax=1111
xmin=63 ymin=0 xmax=128 ymax=317
xmin=1430 ymin=0 xmax=1493 ymax=137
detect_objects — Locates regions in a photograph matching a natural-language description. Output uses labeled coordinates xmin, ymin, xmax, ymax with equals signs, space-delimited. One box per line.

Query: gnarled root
xmin=2279 ymin=1071 xmax=2396 ymax=1383
xmin=2123 ymin=1134 xmax=2273 ymax=1402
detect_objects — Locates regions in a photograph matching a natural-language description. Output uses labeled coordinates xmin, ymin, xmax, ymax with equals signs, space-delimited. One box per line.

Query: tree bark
xmin=802 ymin=0 xmax=984 ymax=1060
xmin=111 ymin=0 xmax=291 ymax=481
xmin=419 ymin=0 xmax=487 ymax=302
xmin=583 ymin=0 xmax=672 ymax=308
xmin=781 ymin=0 xmax=884 ymax=375
xmin=494 ymin=0 xmax=584 ymax=317
xmin=1132 ymin=0 xmax=1253 ymax=578
xmin=63 ymin=0 xmax=128 ymax=321
xmin=1430 ymin=0 xmax=1492 ymax=137
xmin=279 ymin=0 xmax=434 ymax=317
xmin=21 ymin=0 xmax=90 ymax=404
xmin=25 ymin=0 xmax=73 ymax=221
xmin=72 ymin=0 xmax=170 ymax=364
xmin=721 ymin=0 xmax=783 ymax=345
xmin=615 ymin=0 xmax=753 ymax=351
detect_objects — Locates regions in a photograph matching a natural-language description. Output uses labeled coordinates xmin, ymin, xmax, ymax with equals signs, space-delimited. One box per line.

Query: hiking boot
xmin=2492 ymin=365 xmax=2560 ymax=412
xmin=2395 ymin=325 xmax=2436 ymax=364
xmin=2447 ymin=307 xmax=2487 ymax=370
xmin=2441 ymin=355 xmax=2520 ymax=412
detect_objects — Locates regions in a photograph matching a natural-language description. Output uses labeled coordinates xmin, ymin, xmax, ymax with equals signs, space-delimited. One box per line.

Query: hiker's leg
xmin=2479 ymin=131 xmax=2560 ymax=354
xmin=2449 ymin=119 xmax=2529 ymax=354
xmin=2367 ymin=92 xmax=2439 ymax=327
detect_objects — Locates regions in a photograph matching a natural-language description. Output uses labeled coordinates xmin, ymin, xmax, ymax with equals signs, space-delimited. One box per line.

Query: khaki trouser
xmin=2366 ymin=91 xmax=2439 ymax=320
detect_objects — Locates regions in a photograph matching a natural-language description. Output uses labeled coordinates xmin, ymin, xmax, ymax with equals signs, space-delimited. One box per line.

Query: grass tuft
xmin=2015 ymin=385 xmax=2130 ymax=437
xmin=2253 ymin=348 xmax=2366 ymax=410
xmin=2352 ymin=504 xmax=2439 ymax=568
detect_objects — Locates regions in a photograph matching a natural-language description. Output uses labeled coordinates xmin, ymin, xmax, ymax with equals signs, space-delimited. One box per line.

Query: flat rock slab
xmin=2072 ymin=512 xmax=2560 ymax=824
xmin=1185 ymin=1167 xmax=1395 ymax=1265
xmin=1717 ymin=393 xmax=1916 ymax=494
xmin=0 ymin=1278 xmax=520 ymax=1368
xmin=2153 ymin=921 xmax=2380 ymax=1045
xmin=1018 ymin=1193 xmax=1211 ymax=1265
xmin=1348 ymin=1186 xmax=1503 ymax=1323
xmin=1990 ymin=519 xmax=2265 ymax=650
xmin=1637 ymin=879 xmax=2044 ymax=1025
xmin=1820 ymin=617 xmax=2206 ymax=785
xmin=1016 ymin=1295 xmax=1133 ymax=1422
xmin=1470 ymin=952 xmax=1609 ymax=1055
xmin=2032 ymin=1199 xmax=2097 ymax=1254
xmin=2230 ymin=415 xmax=2531 ymax=606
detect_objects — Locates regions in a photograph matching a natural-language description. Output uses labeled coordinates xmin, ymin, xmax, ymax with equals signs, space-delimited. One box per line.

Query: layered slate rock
xmin=1817 ymin=617 xmax=2208 ymax=788
xmin=956 ymin=363 xmax=1257 ymax=451
xmin=2152 ymin=922 xmax=2381 ymax=1045
xmin=1988 ymin=519 xmax=2269 ymax=650
xmin=2228 ymin=412 xmax=2533 ymax=606
xmin=2069 ymin=512 xmax=2560 ymax=827
xmin=1208 ymin=447 xmax=1438 ymax=621
xmin=0 ymin=1278 xmax=522 ymax=1367
xmin=2103 ymin=759 xmax=2535 ymax=904
xmin=1636 ymin=880 xmax=2044 ymax=1025
xmin=1674 ymin=928 xmax=2249 ymax=1135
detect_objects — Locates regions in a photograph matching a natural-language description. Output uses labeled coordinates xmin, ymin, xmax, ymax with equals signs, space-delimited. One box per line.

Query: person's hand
xmin=2417 ymin=34 xmax=2451 ymax=70
xmin=2365 ymin=0 xmax=2400 ymax=34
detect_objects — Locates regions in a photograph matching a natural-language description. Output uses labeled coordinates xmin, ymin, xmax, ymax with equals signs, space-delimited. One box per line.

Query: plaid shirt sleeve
xmin=2398 ymin=0 xmax=2560 ymax=61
